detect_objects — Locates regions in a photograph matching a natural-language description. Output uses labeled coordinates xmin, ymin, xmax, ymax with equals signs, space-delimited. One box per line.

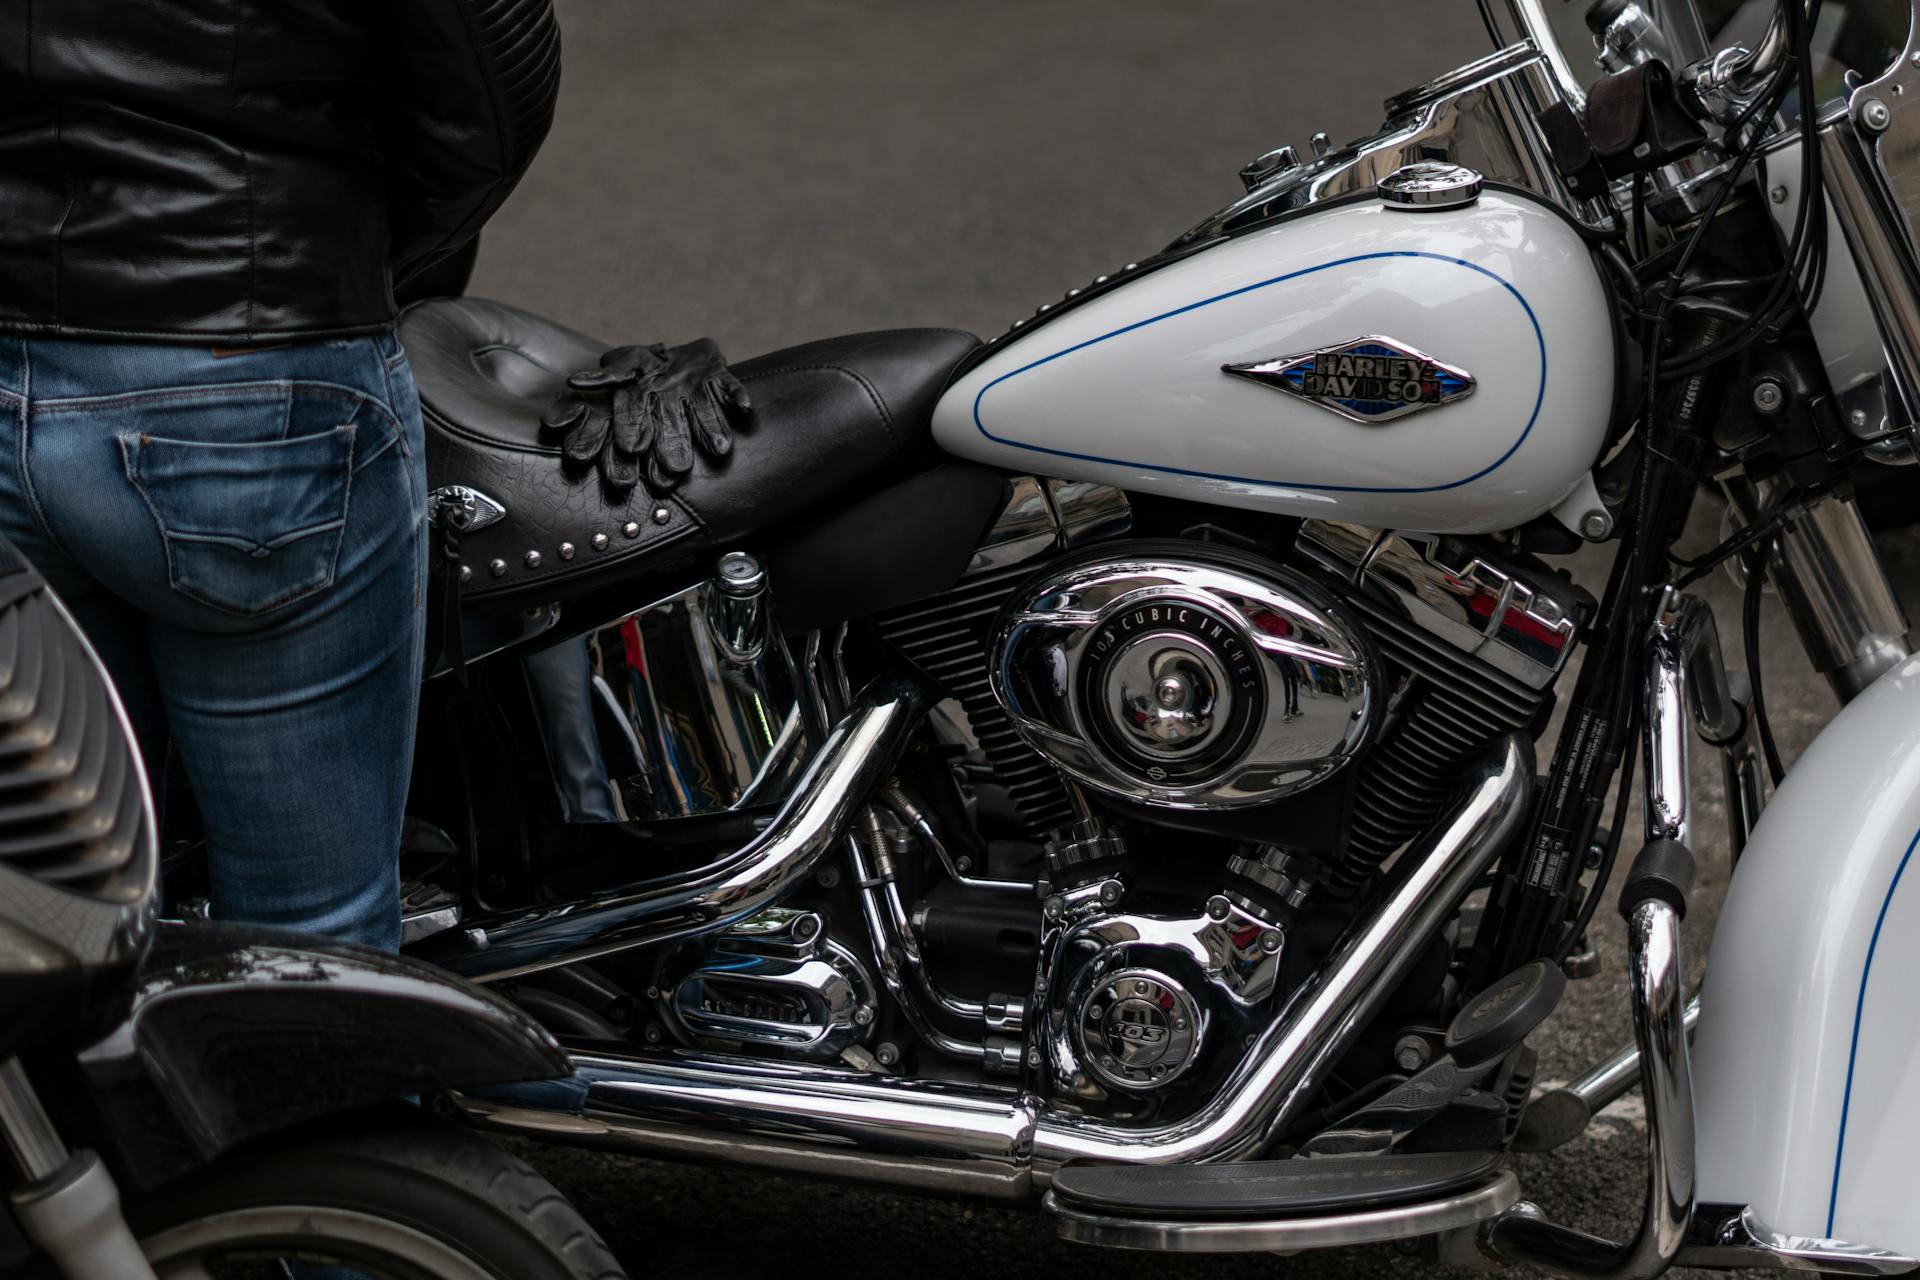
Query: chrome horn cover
xmin=991 ymin=546 xmax=1379 ymax=809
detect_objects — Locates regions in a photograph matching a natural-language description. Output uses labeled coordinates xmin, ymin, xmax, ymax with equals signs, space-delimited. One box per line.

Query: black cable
xmin=1671 ymin=490 xmax=1805 ymax=587
xmin=1554 ymin=697 xmax=1639 ymax=965
xmin=1742 ymin=545 xmax=1789 ymax=785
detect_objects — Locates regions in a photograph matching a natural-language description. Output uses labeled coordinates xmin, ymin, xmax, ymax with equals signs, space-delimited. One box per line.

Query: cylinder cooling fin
xmin=990 ymin=543 xmax=1380 ymax=810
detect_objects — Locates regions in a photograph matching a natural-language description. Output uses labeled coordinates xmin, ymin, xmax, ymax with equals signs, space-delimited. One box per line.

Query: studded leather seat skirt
xmin=400 ymin=298 xmax=979 ymax=611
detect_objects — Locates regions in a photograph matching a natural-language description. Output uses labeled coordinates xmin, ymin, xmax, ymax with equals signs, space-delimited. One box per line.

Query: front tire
xmin=122 ymin=1111 xmax=625 ymax=1279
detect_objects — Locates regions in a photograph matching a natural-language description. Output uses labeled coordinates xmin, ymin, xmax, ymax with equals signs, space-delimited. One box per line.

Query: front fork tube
xmin=0 ymin=1057 xmax=157 ymax=1280
xmin=1724 ymin=479 xmax=1912 ymax=705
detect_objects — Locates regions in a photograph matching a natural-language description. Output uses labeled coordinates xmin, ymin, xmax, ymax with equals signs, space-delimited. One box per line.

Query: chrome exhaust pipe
xmin=455 ymin=735 xmax=1533 ymax=1196
xmin=423 ymin=675 xmax=931 ymax=984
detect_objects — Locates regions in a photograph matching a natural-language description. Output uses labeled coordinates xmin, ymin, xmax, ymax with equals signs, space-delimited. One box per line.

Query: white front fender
xmin=1693 ymin=653 xmax=1920 ymax=1253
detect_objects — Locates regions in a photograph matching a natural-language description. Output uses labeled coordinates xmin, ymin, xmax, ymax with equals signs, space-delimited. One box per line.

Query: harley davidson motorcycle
xmin=13 ymin=0 xmax=1920 ymax=1274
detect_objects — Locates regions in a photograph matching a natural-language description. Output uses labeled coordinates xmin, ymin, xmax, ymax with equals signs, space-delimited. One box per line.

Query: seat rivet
xmin=623 ymin=521 xmax=642 ymax=539
xmin=524 ymin=550 xmax=542 ymax=569
xmin=459 ymin=564 xmax=472 ymax=584
xmin=591 ymin=532 xmax=610 ymax=551
xmin=488 ymin=558 xmax=507 ymax=578
xmin=651 ymin=505 xmax=671 ymax=525
xmin=558 ymin=541 xmax=576 ymax=561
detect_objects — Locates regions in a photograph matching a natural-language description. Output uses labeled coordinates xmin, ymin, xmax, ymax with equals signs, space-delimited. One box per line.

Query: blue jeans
xmin=0 ymin=334 xmax=428 ymax=950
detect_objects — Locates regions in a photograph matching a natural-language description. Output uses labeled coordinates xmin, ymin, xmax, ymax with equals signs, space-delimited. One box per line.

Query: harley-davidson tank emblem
xmin=1222 ymin=336 xmax=1475 ymax=424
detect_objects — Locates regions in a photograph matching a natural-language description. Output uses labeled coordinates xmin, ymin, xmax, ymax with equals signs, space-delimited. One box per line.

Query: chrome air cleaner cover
xmin=990 ymin=545 xmax=1378 ymax=809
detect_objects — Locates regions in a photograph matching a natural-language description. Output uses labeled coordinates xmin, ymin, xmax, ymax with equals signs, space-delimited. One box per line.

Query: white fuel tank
xmin=933 ymin=189 xmax=1616 ymax=535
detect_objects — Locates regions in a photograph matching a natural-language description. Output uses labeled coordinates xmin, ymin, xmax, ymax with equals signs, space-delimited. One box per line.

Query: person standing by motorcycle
xmin=0 ymin=0 xmax=560 ymax=949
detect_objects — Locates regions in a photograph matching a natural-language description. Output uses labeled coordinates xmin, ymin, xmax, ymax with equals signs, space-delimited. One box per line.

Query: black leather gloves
xmin=540 ymin=338 xmax=751 ymax=495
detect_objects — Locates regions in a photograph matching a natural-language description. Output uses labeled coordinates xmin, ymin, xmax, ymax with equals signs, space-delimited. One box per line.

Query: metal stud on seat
xmin=559 ymin=542 xmax=576 ymax=561
xmin=651 ymin=506 xmax=671 ymax=525
xmin=591 ymin=532 xmax=609 ymax=551
xmin=524 ymin=550 xmax=542 ymax=569
xmin=623 ymin=521 xmax=641 ymax=539
xmin=488 ymin=558 xmax=507 ymax=578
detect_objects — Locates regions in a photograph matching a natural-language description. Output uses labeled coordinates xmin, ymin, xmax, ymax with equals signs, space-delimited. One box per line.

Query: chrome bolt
xmin=645 ymin=986 xmax=661 ymax=1000
xmin=1172 ymin=1018 xmax=1187 ymax=1031
xmin=651 ymin=505 xmax=671 ymax=525
xmin=854 ymin=1006 xmax=875 ymax=1027
xmin=1910 ymin=50 xmax=1920 ymax=67
xmin=1087 ymin=1005 xmax=1104 ymax=1020
xmin=1205 ymin=894 xmax=1232 ymax=921
xmin=1752 ymin=380 xmax=1786 ymax=414
xmin=643 ymin=1024 xmax=664 ymax=1045
xmin=523 ymin=549 xmax=542 ymax=569
xmin=815 ymin=865 xmax=841 ymax=889
xmin=875 ymin=1043 xmax=900 ymax=1067
xmin=1154 ymin=675 xmax=1190 ymax=709
xmin=1580 ymin=510 xmax=1612 ymax=541
xmin=1394 ymin=1034 xmax=1432 ymax=1073
xmin=1099 ymin=879 xmax=1124 ymax=906
xmin=1043 ymin=896 xmax=1064 ymax=920
xmin=487 ymin=558 xmax=507 ymax=578
xmin=1311 ymin=130 xmax=1332 ymax=157
xmin=1131 ymin=979 xmax=1150 ymax=997
xmin=458 ymin=564 xmax=472 ymax=584
xmin=1259 ymin=929 xmax=1283 ymax=954
xmin=1862 ymin=97 xmax=1893 ymax=133
xmin=792 ymin=914 xmax=822 ymax=941
xmin=591 ymin=532 xmax=610 ymax=551
xmin=558 ymin=541 xmax=576 ymax=561
xmin=622 ymin=521 xmax=642 ymax=539
xmin=1852 ymin=408 xmax=1872 ymax=429
xmin=1026 ymin=1047 xmax=1043 ymax=1068
xmin=954 ymin=855 xmax=973 ymax=874
xmin=1770 ymin=184 xmax=1790 ymax=204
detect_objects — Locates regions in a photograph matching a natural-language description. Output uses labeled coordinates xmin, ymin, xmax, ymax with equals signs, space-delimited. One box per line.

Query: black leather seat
xmin=400 ymin=297 xmax=978 ymax=606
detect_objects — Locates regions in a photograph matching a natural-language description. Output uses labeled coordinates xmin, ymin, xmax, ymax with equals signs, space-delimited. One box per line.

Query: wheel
xmin=117 ymin=1111 xmax=625 ymax=1280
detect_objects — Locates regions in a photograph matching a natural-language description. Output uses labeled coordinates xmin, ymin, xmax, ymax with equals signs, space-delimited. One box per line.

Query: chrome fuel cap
xmin=1377 ymin=161 xmax=1483 ymax=210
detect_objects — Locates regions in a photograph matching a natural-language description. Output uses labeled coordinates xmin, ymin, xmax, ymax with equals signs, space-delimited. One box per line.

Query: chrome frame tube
xmin=432 ymin=675 xmax=931 ymax=983
xmin=1560 ymin=993 xmax=1702 ymax=1121
xmin=1029 ymin=734 xmax=1533 ymax=1170
xmin=845 ymin=825 xmax=998 ymax=1065
xmin=458 ymin=736 xmax=1535 ymax=1196
xmin=1485 ymin=898 xmax=1695 ymax=1278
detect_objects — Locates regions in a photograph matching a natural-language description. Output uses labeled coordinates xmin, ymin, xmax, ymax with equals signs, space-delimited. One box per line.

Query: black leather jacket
xmin=0 ymin=0 xmax=559 ymax=343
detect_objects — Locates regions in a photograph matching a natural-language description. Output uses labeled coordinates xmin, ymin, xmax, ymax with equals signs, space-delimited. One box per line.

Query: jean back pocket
xmin=121 ymin=422 xmax=356 ymax=617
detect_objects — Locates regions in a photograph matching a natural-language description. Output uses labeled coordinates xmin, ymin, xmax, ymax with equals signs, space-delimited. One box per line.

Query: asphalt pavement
xmin=472 ymin=4 xmax=1920 ymax=1275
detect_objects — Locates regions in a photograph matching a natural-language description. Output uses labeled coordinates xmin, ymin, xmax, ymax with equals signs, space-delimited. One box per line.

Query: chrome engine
xmin=991 ymin=547 xmax=1379 ymax=809
xmin=640 ymin=499 xmax=1585 ymax=1098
